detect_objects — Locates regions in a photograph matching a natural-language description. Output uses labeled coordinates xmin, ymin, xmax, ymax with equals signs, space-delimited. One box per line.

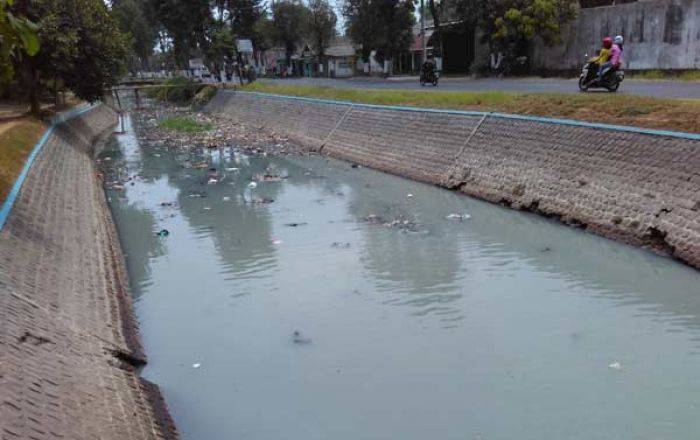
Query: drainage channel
xmin=100 ymin=113 xmax=700 ymax=440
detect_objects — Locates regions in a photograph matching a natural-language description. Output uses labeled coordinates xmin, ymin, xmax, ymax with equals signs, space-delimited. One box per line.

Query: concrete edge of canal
xmin=0 ymin=105 xmax=179 ymax=439
xmin=205 ymin=90 xmax=700 ymax=270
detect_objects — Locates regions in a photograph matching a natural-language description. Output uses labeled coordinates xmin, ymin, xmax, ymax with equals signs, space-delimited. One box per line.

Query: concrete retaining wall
xmin=0 ymin=105 xmax=178 ymax=439
xmin=206 ymin=90 xmax=700 ymax=269
xmin=532 ymin=0 xmax=700 ymax=70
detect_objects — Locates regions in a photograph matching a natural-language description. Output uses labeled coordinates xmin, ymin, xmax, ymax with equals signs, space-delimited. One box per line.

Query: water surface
xmin=103 ymin=115 xmax=700 ymax=440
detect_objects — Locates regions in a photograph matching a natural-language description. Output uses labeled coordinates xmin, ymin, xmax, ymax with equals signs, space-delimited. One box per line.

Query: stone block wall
xmin=0 ymin=105 xmax=178 ymax=439
xmin=206 ymin=90 xmax=700 ymax=269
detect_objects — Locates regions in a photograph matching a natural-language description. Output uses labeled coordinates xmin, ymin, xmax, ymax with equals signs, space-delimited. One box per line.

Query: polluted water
xmin=101 ymin=113 xmax=700 ymax=440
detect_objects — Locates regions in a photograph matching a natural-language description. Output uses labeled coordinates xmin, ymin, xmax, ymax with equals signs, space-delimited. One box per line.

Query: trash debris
xmin=407 ymin=193 xmax=414 ymax=198
xmin=247 ymin=197 xmax=274 ymax=204
xmin=222 ymin=196 xmax=231 ymax=201
xmin=247 ymin=181 xmax=258 ymax=189
xmin=160 ymin=202 xmax=174 ymax=207
xmin=207 ymin=178 xmax=218 ymax=185
xmin=292 ymin=330 xmax=311 ymax=344
xmin=541 ymin=246 xmax=552 ymax=252
xmin=446 ymin=213 xmax=471 ymax=221
xmin=156 ymin=229 xmax=169 ymax=237
xmin=284 ymin=222 xmax=308 ymax=227
xmin=272 ymin=239 xmax=283 ymax=245
xmin=192 ymin=363 xmax=201 ymax=369
xmin=188 ymin=191 xmax=207 ymax=198
xmin=351 ymin=164 xmax=360 ymax=169
xmin=331 ymin=242 xmax=351 ymax=248
xmin=608 ymin=361 xmax=622 ymax=371
xmin=225 ymin=167 xmax=239 ymax=172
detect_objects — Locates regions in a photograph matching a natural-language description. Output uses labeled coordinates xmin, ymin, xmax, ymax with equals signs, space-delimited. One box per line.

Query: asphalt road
xmin=264 ymin=76 xmax=700 ymax=99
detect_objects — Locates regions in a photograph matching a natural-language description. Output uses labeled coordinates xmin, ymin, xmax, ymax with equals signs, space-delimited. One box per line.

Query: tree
xmin=271 ymin=0 xmax=308 ymax=67
xmin=15 ymin=0 xmax=129 ymax=112
xmin=373 ymin=0 xmax=413 ymax=66
xmin=485 ymin=0 xmax=577 ymax=72
xmin=344 ymin=0 xmax=413 ymax=72
xmin=112 ymin=0 xmax=156 ymax=72
xmin=205 ymin=23 xmax=236 ymax=76
xmin=306 ymin=0 xmax=336 ymax=59
xmin=224 ymin=0 xmax=264 ymax=46
xmin=149 ymin=0 xmax=211 ymax=68
xmin=343 ymin=0 xmax=378 ymax=63
xmin=0 ymin=0 xmax=39 ymax=92
xmin=427 ymin=0 xmax=445 ymax=58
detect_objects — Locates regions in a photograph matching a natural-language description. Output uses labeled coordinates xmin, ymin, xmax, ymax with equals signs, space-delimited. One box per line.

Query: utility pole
xmin=420 ymin=0 xmax=426 ymax=64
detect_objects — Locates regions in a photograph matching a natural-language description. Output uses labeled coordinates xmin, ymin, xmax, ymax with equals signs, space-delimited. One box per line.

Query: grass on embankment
xmin=0 ymin=118 xmax=47 ymax=202
xmin=243 ymin=82 xmax=700 ymax=134
xmin=158 ymin=116 xmax=213 ymax=133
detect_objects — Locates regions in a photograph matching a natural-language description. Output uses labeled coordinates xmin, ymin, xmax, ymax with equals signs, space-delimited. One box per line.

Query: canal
xmin=102 ymin=114 xmax=700 ymax=440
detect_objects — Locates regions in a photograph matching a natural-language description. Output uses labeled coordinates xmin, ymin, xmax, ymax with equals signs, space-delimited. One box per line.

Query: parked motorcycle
xmin=578 ymin=60 xmax=624 ymax=92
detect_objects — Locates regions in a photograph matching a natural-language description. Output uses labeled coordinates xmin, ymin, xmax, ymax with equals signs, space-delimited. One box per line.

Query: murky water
xmin=102 ymin=115 xmax=700 ymax=440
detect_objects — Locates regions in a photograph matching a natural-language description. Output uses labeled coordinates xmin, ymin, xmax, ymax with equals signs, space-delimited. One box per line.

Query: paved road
xmin=264 ymin=76 xmax=700 ymax=99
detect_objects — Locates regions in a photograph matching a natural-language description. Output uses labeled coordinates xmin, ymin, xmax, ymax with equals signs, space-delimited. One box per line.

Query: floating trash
xmin=284 ymin=222 xmax=308 ymax=227
xmin=331 ymin=242 xmax=351 ymax=248
xmin=292 ymin=330 xmax=312 ymax=344
xmin=608 ymin=362 xmax=622 ymax=371
xmin=446 ymin=213 xmax=471 ymax=221
xmin=192 ymin=363 xmax=201 ymax=369
xmin=156 ymin=229 xmax=169 ymax=237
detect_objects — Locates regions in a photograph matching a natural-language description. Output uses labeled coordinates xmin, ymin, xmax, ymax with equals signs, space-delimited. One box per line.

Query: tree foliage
xmin=343 ymin=0 xmax=413 ymax=64
xmin=148 ymin=0 xmax=211 ymax=68
xmin=306 ymin=0 xmax=336 ymax=58
xmin=224 ymin=0 xmax=264 ymax=45
xmin=16 ymin=0 xmax=129 ymax=107
xmin=0 ymin=0 xmax=39 ymax=89
xmin=271 ymin=0 xmax=308 ymax=66
xmin=112 ymin=0 xmax=156 ymax=72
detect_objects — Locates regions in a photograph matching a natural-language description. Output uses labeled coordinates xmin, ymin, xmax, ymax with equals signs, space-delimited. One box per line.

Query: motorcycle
xmin=420 ymin=67 xmax=439 ymax=87
xmin=578 ymin=60 xmax=624 ymax=92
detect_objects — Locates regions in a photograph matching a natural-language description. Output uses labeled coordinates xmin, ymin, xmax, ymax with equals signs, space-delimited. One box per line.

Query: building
xmin=326 ymin=37 xmax=356 ymax=78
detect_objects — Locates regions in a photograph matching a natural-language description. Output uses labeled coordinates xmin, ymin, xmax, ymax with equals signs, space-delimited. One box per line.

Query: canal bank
xmin=103 ymin=106 xmax=700 ymax=440
xmin=205 ymin=90 xmax=700 ymax=269
xmin=0 ymin=105 xmax=178 ymax=439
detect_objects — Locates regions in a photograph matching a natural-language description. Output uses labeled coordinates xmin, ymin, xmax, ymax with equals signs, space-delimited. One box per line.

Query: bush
xmin=146 ymin=77 xmax=205 ymax=105
xmin=191 ymin=85 xmax=218 ymax=108
xmin=158 ymin=116 xmax=213 ymax=133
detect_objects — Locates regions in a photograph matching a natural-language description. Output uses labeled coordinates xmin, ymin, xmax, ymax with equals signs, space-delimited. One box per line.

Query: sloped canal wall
xmin=206 ymin=90 xmax=700 ymax=269
xmin=0 ymin=105 xmax=178 ymax=439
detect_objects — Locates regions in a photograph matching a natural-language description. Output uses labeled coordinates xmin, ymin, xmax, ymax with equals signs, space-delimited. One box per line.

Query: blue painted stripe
xmin=0 ymin=103 xmax=99 ymax=230
xmin=234 ymin=90 xmax=700 ymax=141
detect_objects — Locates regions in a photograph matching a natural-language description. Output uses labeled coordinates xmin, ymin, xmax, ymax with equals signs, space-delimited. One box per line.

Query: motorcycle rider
xmin=597 ymin=35 xmax=624 ymax=82
xmin=421 ymin=56 xmax=436 ymax=82
xmin=590 ymin=37 xmax=613 ymax=72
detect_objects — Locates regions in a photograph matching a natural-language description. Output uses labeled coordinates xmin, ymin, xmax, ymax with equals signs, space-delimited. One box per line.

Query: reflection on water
xmin=103 ymin=115 xmax=700 ymax=440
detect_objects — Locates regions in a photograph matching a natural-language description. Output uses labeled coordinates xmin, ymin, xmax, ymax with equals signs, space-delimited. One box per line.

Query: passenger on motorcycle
xmin=421 ymin=58 xmax=436 ymax=79
xmin=598 ymin=35 xmax=624 ymax=81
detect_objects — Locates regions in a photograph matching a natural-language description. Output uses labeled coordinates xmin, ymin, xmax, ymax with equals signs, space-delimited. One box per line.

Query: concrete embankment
xmin=0 ymin=105 xmax=178 ymax=439
xmin=206 ymin=90 xmax=700 ymax=269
